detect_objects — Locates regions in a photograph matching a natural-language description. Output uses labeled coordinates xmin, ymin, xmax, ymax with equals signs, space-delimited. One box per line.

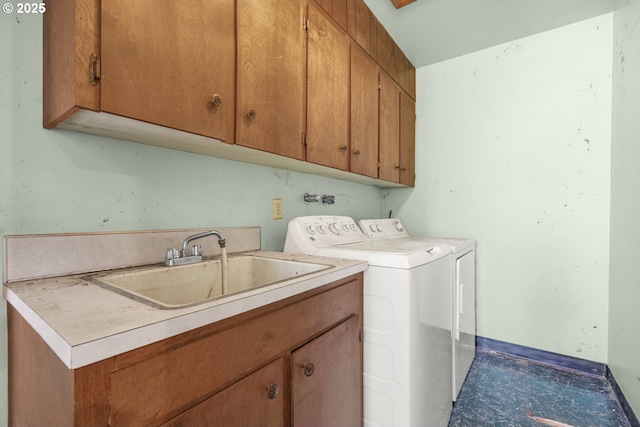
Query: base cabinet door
xmin=161 ymin=359 xmax=285 ymax=427
xmin=292 ymin=316 xmax=363 ymax=427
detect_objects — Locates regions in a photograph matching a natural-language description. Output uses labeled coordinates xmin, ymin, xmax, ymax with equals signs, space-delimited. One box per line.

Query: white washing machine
xmin=359 ymin=218 xmax=476 ymax=402
xmin=284 ymin=216 xmax=453 ymax=427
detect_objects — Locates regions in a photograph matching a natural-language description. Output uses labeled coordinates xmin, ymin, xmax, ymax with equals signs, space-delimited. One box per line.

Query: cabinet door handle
xmin=340 ymin=145 xmax=347 ymax=152
xmin=267 ymin=383 xmax=280 ymax=400
xmin=304 ymin=363 xmax=315 ymax=377
xmin=354 ymin=149 xmax=360 ymax=157
xmin=211 ymin=94 xmax=223 ymax=107
xmin=247 ymin=108 xmax=256 ymax=119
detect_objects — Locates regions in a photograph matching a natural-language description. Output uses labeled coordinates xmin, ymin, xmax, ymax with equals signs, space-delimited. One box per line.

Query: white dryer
xmin=284 ymin=216 xmax=453 ymax=427
xmin=359 ymin=218 xmax=476 ymax=401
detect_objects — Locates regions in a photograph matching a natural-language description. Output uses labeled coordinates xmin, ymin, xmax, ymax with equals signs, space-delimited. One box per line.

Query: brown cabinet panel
xmin=369 ymin=16 xmax=378 ymax=63
xmin=354 ymin=0 xmax=372 ymax=55
xmin=400 ymin=90 xmax=416 ymax=186
xmin=375 ymin=21 xmax=389 ymax=72
xmin=100 ymin=0 xmax=235 ymax=142
xmin=350 ymin=43 xmax=379 ymax=178
xmin=292 ymin=315 xmax=363 ymax=427
xmin=43 ymin=0 xmax=100 ymax=128
xmin=306 ymin=2 xmax=350 ymax=170
xmin=398 ymin=49 xmax=416 ymax=99
xmin=317 ymin=0 xmax=349 ymax=30
xmin=161 ymin=359 xmax=285 ymax=427
xmin=387 ymin=38 xmax=400 ymax=83
xmin=236 ymin=0 xmax=306 ymax=159
xmin=379 ymin=71 xmax=401 ymax=183
xmin=7 ymin=305 xmax=111 ymax=427
xmin=332 ymin=0 xmax=349 ymax=30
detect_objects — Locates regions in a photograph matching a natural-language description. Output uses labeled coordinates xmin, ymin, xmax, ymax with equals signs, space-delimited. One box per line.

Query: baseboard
xmin=476 ymin=336 xmax=639 ymax=426
xmin=476 ymin=336 xmax=606 ymax=376
xmin=607 ymin=366 xmax=640 ymax=427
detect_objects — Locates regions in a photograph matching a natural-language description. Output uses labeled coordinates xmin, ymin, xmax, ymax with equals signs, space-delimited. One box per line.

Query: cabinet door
xmin=379 ymin=71 xmax=400 ymax=182
xmin=399 ymin=90 xmax=416 ymax=187
xmin=306 ymin=2 xmax=350 ymax=171
xmin=350 ymin=42 xmax=379 ymax=178
xmin=101 ymin=0 xmax=235 ymax=142
xmin=292 ymin=316 xmax=362 ymax=427
xmin=353 ymin=0 xmax=373 ymax=56
xmin=236 ymin=0 xmax=306 ymax=159
xmin=161 ymin=359 xmax=285 ymax=427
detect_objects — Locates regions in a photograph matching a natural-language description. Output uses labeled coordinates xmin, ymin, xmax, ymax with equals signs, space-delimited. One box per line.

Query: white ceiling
xmin=364 ymin=0 xmax=618 ymax=67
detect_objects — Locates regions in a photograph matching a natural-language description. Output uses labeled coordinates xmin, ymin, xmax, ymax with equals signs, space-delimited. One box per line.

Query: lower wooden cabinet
xmin=292 ymin=315 xmax=362 ymax=427
xmin=160 ymin=358 xmax=285 ymax=427
xmin=8 ymin=274 xmax=363 ymax=427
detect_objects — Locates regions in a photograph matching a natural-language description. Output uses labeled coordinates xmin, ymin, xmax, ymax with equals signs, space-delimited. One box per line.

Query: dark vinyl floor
xmin=448 ymin=348 xmax=631 ymax=427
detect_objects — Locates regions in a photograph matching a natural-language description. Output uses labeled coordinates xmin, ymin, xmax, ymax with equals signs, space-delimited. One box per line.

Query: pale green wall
xmin=0 ymin=14 xmax=384 ymax=424
xmin=386 ymin=15 xmax=613 ymax=363
xmin=609 ymin=0 xmax=640 ymax=416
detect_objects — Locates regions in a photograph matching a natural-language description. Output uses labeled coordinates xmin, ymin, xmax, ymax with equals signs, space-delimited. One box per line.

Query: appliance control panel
xmin=359 ymin=218 xmax=409 ymax=239
xmin=285 ymin=216 xmax=367 ymax=251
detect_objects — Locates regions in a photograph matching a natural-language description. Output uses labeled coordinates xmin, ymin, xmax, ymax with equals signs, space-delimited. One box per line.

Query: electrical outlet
xmin=272 ymin=198 xmax=283 ymax=220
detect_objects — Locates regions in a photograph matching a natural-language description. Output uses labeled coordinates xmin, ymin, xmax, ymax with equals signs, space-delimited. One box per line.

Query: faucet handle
xmin=165 ymin=248 xmax=179 ymax=260
xmin=191 ymin=245 xmax=202 ymax=257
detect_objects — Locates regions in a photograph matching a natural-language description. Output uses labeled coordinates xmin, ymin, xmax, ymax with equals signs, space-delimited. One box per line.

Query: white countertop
xmin=4 ymin=251 xmax=367 ymax=369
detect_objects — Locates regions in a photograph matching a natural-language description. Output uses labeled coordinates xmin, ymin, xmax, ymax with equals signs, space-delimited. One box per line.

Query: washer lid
xmin=311 ymin=241 xmax=451 ymax=269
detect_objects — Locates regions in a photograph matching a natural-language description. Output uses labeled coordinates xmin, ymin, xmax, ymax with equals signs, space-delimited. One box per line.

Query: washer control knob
xmin=369 ymin=224 xmax=377 ymax=232
xmin=317 ymin=225 xmax=326 ymax=234
xmin=394 ymin=222 xmax=403 ymax=232
xmin=342 ymin=224 xmax=350 ymax=232
xmin=350 ymin=224 xmax=358 ymax=232
xmin=306 ymin=225 xmax=316 ymax=235
xmin=376 ymin=224 xmax=383 ymax=232
xmin=329 ymin=223 xmax=340 ymax=235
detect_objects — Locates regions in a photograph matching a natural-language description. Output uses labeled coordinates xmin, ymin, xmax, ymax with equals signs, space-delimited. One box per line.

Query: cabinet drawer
xmin=110 ymin=276 xmax=361 ymax=426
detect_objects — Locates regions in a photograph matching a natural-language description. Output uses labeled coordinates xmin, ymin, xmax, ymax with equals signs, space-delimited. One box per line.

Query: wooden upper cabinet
xmin=43 ymin=0 xmax=100 ymax=128
xmin=236 ymin=0 xmax=306 ymax=159
xmin=306 ymin=2 xmax=350 ymax=171
xmin=379 ymin=71 xmax=401 ymax=183
xmin=314 ymin=0 xmax=348 ymax=31
xmin=399 ymin=50 xmax=416 ymax=99
xmin=375 ymin=22 xmax=389 ymax=78
xmin=100 ymin=0 xmax=235 ymax=142
xmin=350 ymin=0 xmax=373 ymax=57
xmin=350 ymin=42 xmax=379 ymax=179
xmin=399 ymin=90 xmax=416 ymax=187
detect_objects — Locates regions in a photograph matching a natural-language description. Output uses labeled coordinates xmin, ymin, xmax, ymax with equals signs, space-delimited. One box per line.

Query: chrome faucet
xmin=165 ymin=230 xmax=226 ymax=266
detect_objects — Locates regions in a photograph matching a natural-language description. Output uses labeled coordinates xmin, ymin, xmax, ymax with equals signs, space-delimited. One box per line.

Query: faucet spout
xmin=181 ymin=230 xmax=226 ymax=252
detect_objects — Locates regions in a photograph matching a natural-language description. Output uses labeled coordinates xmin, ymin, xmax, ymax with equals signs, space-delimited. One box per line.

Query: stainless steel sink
xmin=90 ymin=255 xmax=332 ymax=309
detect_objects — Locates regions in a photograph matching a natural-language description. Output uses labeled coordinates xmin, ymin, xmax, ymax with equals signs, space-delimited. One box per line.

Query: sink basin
xmin=91 ymin=255 xmax=332 ymax=309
